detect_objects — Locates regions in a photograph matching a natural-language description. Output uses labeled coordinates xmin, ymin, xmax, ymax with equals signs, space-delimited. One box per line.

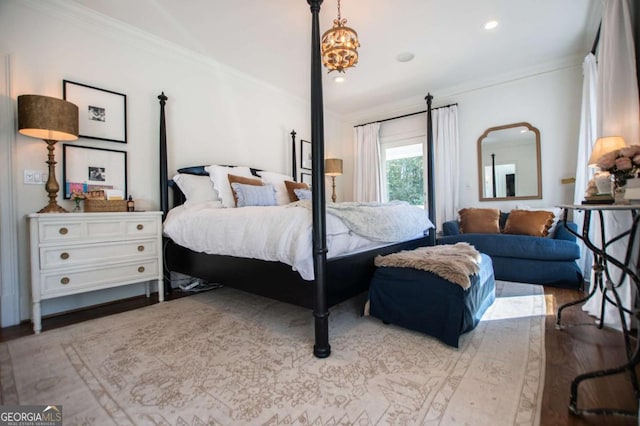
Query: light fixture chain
xmin=337 ymin=0 xmax=341 ymax=20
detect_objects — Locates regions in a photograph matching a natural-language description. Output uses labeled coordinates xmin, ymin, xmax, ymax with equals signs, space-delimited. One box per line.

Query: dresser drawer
xmin=38 ymin=216 xmax=158 ymax=243
xmin=41 ymin=259 xmax=160 ymax=298
xmin=40 ymin=239 xmax=158 ymax=270
xmin=38 ymin=221 xmax=84 ymax=242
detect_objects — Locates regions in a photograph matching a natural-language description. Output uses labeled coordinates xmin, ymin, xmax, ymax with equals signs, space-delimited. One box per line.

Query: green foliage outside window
xmin=386 ymin=156 xmax=424 ymax=205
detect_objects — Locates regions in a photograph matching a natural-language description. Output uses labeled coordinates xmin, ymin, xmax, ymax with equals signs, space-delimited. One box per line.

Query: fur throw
xmin=374 ymin=243 xmax=482 ymax=290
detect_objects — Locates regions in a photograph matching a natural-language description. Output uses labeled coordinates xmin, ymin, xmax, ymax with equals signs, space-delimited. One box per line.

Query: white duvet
xmin=163 ymin=202 xmax=432 ymax=280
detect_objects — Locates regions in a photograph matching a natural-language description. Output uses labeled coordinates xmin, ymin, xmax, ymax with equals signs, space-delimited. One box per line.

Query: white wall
xmin=342 ymin=65 xmax=583 ymax=217
xmin=0 ymin=0 xmax=343 ymax=322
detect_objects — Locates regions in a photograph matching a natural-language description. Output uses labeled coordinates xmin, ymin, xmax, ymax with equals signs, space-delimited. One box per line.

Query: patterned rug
xmin=0 ymin=281 xmax=545 ymax=425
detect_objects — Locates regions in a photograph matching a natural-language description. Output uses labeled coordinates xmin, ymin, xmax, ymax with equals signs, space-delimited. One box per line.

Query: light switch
xmin=24 ymin=170 xmax=46 ymax=184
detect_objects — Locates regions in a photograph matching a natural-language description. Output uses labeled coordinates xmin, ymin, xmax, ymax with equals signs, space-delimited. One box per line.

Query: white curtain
xmin=432 ymin=106 xmax=460 ymax=230
xmin=353 ymin=123 xmax=381 ymax=202
xmin=583 ymin=0 xmax=639 ymax=330
xmin=573 ymin=53 xmax=598 ymax=277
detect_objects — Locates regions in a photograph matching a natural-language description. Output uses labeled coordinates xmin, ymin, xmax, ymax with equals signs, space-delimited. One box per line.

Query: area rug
xmin=0 ymin=281 xmax=545 ymax=425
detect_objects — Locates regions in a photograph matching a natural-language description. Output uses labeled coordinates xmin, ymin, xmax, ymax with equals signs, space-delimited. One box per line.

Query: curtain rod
xmin=354 ymin=102 xmax=458 ymax=128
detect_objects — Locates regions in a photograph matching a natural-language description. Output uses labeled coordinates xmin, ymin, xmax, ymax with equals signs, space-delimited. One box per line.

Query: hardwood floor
xmin=542 ymin=287 xmax=638 ymax=425
xmin=1 ymin=285 xmax=638 ymax=424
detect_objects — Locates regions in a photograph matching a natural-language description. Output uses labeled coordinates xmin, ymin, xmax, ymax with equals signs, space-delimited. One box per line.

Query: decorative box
xmin=83 ymin=199 xmax=128 ymax=212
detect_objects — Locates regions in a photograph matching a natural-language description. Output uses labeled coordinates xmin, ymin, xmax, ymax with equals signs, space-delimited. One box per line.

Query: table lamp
xmin=588 ymin=136 xmax=626 ymax=195
xmin=325 ymin=158 xmax=343 ymax=203
xmin=18 ymin=94 xmax=79 ymax=213
xmin=588 ymin=136 xmax=626 ymax=167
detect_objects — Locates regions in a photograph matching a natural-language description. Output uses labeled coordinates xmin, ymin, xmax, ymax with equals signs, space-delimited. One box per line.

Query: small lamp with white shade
xmin=588 ymin=136 xmax=627 ymax=195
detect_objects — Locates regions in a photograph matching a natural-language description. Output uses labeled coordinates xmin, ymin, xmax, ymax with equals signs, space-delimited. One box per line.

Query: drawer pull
xmin=136 ymin=224 xmax=144 ymax=230
xmin=60 ymin=252 xmax=69 ymax=260
xmin=138 ymin=266 xmax=145 ymax=273
xmin=60 ymin=277 xmax=70 ymax=285
xmin=59 ymin=227 xmax=68 ymax=235
xmin=137 ymin=245 xmax=145 ymax=252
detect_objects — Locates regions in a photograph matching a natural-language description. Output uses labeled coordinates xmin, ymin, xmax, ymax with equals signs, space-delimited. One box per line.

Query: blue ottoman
xmin=368 ymin=253 xmax=496 ymax=347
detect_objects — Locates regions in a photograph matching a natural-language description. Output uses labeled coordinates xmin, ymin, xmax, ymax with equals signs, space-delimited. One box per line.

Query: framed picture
xmin=62 ymin=145 xmax=127 ymax=199
xmin=63 ymin=80 xmax=127 ymax=143
xmin=300 ymin=139 xmax=312 ymax=170
xmin=301 ymin=172 xmax=312 ymax=186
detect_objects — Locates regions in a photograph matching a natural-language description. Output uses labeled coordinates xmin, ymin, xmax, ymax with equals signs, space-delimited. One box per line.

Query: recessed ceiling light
xmin=333 ymin=76 xmax=345 ymax=83
xmin=396 ymin=52 xmax=415 ymax=63
xmin=484 ymin=20 xmax=498 ymax=30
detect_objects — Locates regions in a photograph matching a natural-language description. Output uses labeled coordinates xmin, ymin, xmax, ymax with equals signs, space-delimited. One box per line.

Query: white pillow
xmin=172 ymin=174 xmax=220 ymax=208
xmin=515 ymin=204 xmax=563 ymax=237
xmin=231 ymin=182 xmax=277 ymax=207
xmin=204 ymin=165 xmax=253 ymax=208
xmin=258 ymin=170 xmax=294 ymax=205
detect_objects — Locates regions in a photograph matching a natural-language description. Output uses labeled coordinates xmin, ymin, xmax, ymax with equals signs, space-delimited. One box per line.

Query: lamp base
xmin=38 ymin=139 xmax=68 ymax=213
xmin=38 ymin=202 xmax=68 ymax=213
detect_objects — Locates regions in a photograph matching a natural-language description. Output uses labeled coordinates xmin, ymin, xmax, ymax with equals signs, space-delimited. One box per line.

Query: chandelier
xmin=321 ymin=0 xmax=360 ymax=73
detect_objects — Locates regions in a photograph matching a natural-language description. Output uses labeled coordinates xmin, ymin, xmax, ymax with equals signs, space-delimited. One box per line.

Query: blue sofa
xmin=438 ymin=218 xmax=583 ymax=288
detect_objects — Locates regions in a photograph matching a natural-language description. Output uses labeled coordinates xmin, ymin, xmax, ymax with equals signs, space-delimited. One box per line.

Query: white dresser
xmin=28 ymin=211 xmax=164 ymax=333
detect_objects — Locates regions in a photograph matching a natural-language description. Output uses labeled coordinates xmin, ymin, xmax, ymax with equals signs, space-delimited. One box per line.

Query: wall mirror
xmin=477 ymin=122 xmax=541 ymax=201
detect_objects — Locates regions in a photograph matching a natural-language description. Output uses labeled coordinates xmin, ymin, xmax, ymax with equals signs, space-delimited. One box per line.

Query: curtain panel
xmin=353 ymin=123 xmax=381 ymax=202
xmin=573 ymin=53 xmax=598 ymax=278
xmin=432 ymin=106 xmax=460 ymax=231
xmin=583 ymin=0 xmax=639 ymax=331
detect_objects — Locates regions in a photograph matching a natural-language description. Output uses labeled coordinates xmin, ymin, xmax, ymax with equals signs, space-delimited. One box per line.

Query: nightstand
xmin=27 ymin=211 xmax=164 ymax=333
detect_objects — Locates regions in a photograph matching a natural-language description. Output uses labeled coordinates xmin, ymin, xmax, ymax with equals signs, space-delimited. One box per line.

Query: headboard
xmin=157 ymin=90 xmax=299 ymax=219
xmin=168 ymin=165 xmax=263 ymax=210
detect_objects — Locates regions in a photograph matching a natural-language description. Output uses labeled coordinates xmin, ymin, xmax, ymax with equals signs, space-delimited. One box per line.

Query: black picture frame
xmin=63 ymin=80 xmax=127 ymax=143
xmin=62 ymin=144 xmax=127 ymax=199
xmin=301 ymin=172 xmax=312 ymax=186
xmin=300 ymin=139 xmax=312 ymax=170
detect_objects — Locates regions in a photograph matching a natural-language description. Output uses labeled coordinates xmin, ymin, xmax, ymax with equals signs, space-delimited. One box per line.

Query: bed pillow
xmin=228 ymin=174 xmax=263 ymax=207
xmin=258 ymin=171 xmax=295 ymax=205
xmin=293 ymin=188 xmax=312 ymax=200
xmin=503 ymin=209 xmax=555 ymax=237
xmin=172 ymin=173 xmax=220 ymax=208
xmin=458 ymin=208 xmax=501 ymax=234
xmin=230 ymin=182 xmax=277 ymax=207
xmin=284 ymin=180 xmax=310 ymax=202
xmin=204 ymin=165 xmax=254 ymax=208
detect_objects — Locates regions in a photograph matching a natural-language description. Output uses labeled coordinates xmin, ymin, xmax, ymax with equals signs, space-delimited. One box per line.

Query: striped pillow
xmin=230 ymin=183 xmax=277 ymax=207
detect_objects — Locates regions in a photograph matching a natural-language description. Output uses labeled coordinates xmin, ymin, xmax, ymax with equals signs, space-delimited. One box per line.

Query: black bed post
xmin=425 ymin=93 xmax=436 ymax=246
xmin=159 ymin=92 xmax=169 ymax=219
xmin=291 ymin=130 xmax=298 ymax=182
xmin=307 ymin=0 xmax=330 ymax=359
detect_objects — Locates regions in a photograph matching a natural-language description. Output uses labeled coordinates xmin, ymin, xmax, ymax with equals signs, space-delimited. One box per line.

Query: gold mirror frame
xmin=477 ymin=122 xmax=542 ymax=201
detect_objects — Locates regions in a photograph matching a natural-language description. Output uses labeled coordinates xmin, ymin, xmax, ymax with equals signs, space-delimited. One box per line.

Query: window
xmin=380 ymin=135 xmax=424 ymax=207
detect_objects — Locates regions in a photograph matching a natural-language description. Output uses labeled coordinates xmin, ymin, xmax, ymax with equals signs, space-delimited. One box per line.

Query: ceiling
xmin=70 ymin=0 xmax=602 ymax=115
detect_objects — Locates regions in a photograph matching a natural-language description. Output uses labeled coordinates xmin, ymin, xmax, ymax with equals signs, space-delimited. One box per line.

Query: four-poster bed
xmin=158 ymin=0 xmax=437 ymax=358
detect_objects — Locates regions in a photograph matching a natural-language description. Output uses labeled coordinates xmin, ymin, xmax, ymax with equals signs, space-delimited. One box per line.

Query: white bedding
xmin=163 ymin=201 xmax=433 ymax=280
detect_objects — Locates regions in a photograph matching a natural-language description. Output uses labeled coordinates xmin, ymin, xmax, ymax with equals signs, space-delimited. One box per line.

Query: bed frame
xmin=158 ymin=1 xmax=436 ymax=358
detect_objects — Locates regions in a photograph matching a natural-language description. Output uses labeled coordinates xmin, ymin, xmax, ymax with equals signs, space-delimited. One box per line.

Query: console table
xmin=556 ymin=204 xmax=640 ymax=418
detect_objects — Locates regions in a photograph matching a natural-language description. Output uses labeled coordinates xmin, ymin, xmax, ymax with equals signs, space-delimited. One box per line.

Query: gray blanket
xmin=294 ymin=200 xmax=434 ymax=242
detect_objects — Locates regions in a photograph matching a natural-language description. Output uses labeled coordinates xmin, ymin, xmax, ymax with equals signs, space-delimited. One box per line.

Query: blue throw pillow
xmin=230 ymin=183 xmax=277 ymax=207
xmin=293 ymin=188 xmax=312 ymax=200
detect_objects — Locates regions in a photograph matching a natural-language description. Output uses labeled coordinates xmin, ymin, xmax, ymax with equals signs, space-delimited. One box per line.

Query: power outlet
xmin=24 ymin=170 xmax=47 ymax=185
